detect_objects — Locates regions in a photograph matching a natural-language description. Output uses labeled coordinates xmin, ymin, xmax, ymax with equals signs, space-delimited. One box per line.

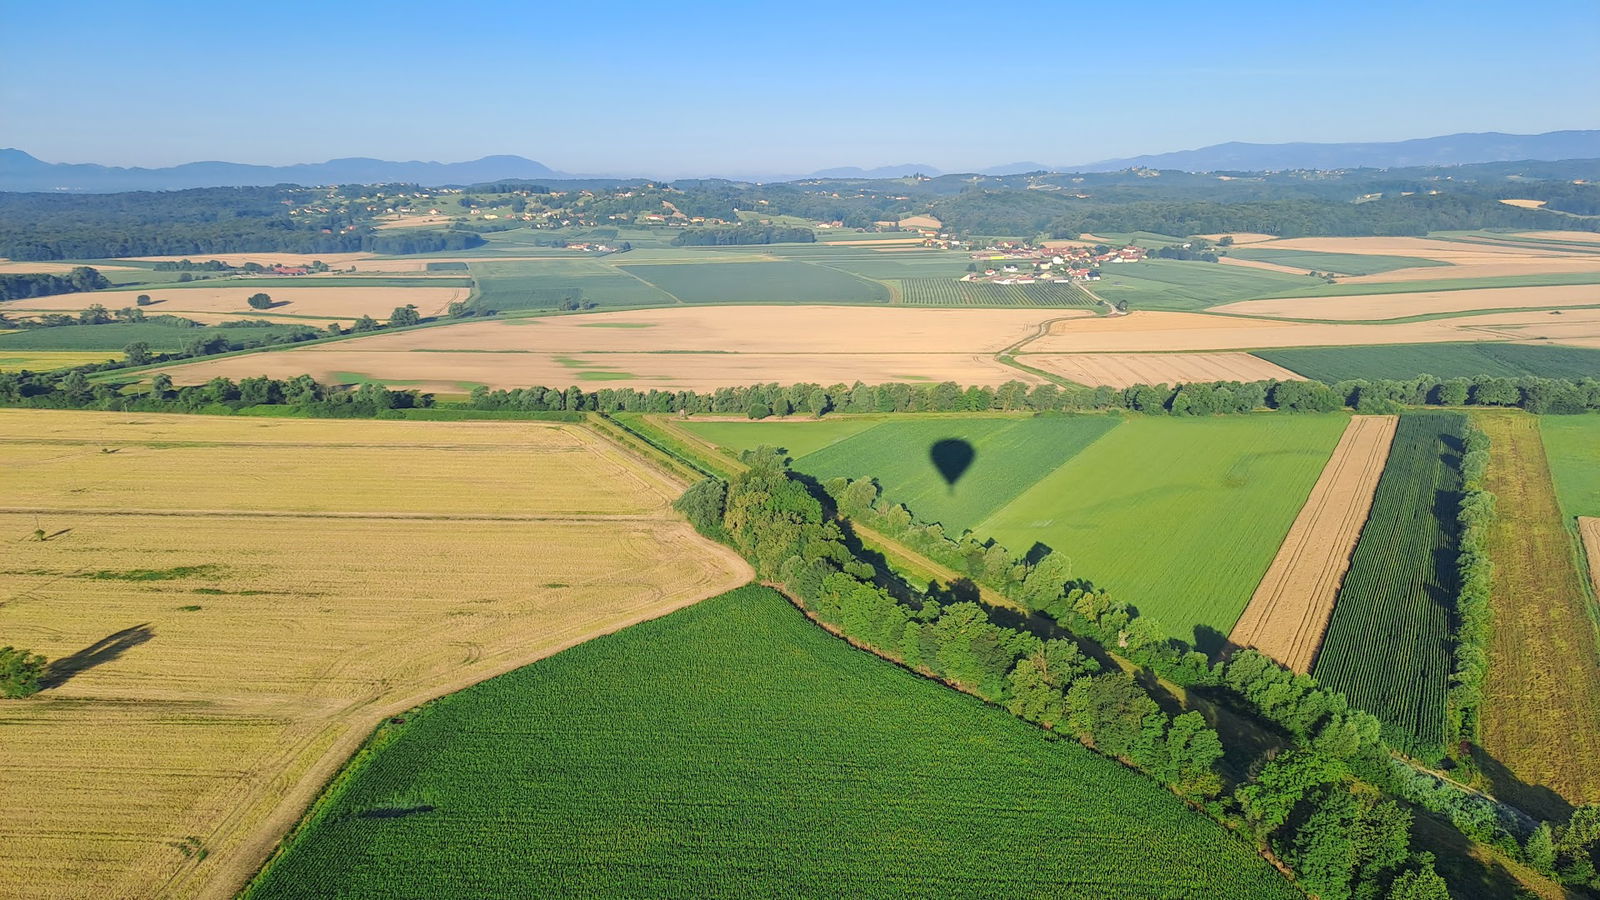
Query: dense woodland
xmin=0 ymin=186 xmax=483 ymax=260
xmin=0 ymin=266 xmax=108 ymax=300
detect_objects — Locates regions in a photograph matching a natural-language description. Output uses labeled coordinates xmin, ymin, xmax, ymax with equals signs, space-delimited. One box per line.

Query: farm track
xmin=1477 ymin=414 xmax=1600 ymax=814
xmin=1229 ymin=415 xmax=1398 ymax=672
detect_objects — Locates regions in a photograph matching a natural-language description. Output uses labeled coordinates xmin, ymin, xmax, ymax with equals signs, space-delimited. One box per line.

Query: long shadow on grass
xmin=41 ymin=623 xmax=154 ymax=689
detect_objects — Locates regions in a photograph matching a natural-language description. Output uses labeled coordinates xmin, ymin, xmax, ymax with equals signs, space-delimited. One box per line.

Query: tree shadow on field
xmin=40 ymin=623 xmax=154 ymax=689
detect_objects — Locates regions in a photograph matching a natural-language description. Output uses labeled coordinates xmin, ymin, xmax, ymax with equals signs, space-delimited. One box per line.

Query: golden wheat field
xmin=0 ymin=409 xmax=751 ymax=900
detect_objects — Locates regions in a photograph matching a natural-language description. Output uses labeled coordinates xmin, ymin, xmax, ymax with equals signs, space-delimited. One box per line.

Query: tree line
xmin=678 ymin=450 xmax=1460 ymax=898
xmin=0 ymin=266 xmax=110 ymax=301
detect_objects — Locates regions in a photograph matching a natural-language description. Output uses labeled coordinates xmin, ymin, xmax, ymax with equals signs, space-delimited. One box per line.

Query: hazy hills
xmin=3 ymin=130 xmax=1596 ymax=192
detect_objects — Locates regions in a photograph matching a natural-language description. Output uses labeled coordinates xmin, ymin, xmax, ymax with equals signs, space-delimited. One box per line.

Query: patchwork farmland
xmin=0 ymin=409 xmax=750 ymax=899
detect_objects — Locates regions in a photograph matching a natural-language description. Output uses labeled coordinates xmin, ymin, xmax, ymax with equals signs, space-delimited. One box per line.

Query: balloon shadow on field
xmin=40 ymin=623 xmax=154 ymax=690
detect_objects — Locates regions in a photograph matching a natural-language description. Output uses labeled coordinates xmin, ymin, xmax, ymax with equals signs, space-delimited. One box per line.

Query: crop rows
xmin=897 ymin=277 xmax=1094 ymax=307
xmin=1312 ymin=412 xmax=1466 ymax=754
xmin=247 ymin=586 xmax=1296 ymax=899
xmin=1257 ymin=342 xmax=1600 ymax=382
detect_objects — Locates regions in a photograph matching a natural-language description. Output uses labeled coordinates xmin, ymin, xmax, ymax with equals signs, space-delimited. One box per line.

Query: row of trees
xmin=461 ymin=374 xmax=1600 ymax=418
xmin=0 ymin=266 xmax=109 ymax=301
xmin=679 ymin=451 xmax=1462 ymax=899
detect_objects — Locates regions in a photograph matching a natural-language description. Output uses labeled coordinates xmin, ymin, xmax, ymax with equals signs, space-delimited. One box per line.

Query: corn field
xmin=1312 ymin=412 xmax=1466 ymax=755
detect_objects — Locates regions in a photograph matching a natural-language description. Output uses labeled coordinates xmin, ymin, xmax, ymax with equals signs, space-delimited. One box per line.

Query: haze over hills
xmin=2 ymin=129 xmax=1596 ymax=192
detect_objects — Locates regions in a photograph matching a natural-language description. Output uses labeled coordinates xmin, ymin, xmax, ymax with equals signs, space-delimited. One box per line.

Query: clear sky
xmin=2 ymin=0 xmax=1596 ymax=176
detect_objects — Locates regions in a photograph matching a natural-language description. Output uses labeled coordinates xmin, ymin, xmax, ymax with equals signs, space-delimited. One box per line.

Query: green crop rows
xmin=620 ymin=261 xmax=889 ymax=304
xmin=896 ymin=277 xmax=1094 ymax=307
xmin=1256 ymin=342 xmax=1600 ymax=381
xmin=247 ymin=586 xmax=1296 ymax=899
xmin=0 ymin=322 xmax=314 ymax=351
xmin=1313 ymin=412 xmax=1466 ymax=754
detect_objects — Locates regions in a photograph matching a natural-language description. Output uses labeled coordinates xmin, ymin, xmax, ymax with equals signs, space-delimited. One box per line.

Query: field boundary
xmin=1229 ymin=415 xmax=1398 ymax=672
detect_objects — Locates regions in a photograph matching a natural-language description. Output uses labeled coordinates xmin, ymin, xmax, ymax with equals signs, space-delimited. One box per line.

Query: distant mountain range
xmin=1070 ymin=130 xmax=1600 ymax=173
xmin=3 ymin=130 xmax=1596 ymax=192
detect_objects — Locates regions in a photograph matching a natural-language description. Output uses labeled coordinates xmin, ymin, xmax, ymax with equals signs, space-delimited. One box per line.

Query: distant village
xmin=963 ymin=242 xmax=1149 ymax=284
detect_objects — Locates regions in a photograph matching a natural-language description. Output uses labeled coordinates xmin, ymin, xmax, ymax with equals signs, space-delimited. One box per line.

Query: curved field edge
xmin=1230 ymin=415 xmax=1398 ymax=672
xmin=244 ymin=586 xmax=1298 ymax=900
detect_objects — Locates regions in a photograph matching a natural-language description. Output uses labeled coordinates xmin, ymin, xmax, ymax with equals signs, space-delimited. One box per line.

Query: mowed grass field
xmin=1312 ymin=413 xmax=1465 ymax=755
xmin=1474 ymin=412 xmax=1600 ymax=815
xmin=1541 ymin=415 xmax=1600 ymax=521
xmin=247 ymin=586 xmax=1297 ymax=900
xmin=0 ymin=410 xmax=751 ymax=899
xmin=682 ymin=415 xmax=1121 ymax=535
xmin=1256 ymin=343 xmax=1600 ymax=381
xmin=979 ymin=415 xmax=1347 ymax=641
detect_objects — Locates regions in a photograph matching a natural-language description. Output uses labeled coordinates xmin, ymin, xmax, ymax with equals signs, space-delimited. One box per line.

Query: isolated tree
xmin=135 ymin=294 xmax=154 ymax=306
xmin=0 ymin=646 xmax=48 ymax=699
xmin=123 ymin=341 xmax=152 ymax=366
xmin=246 ymin=293 xmax=273 ymax=310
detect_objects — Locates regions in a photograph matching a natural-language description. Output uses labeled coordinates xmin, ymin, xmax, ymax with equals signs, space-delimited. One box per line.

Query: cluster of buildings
xmin=961 ymin=243 xmax=1148 ymax=284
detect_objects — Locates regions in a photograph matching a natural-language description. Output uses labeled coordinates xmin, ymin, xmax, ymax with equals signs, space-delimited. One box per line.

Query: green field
xmin=687 ymin=415 xmax=1122 ymax=535
xmin=1256 ymin=270 xmax=1600 ymax=299
xmin=979 ymin=414 xmax=1348 ymax=640
xmin=1313 ymin=413 xmax=1466 ymax=755
xmin=896 ymin=277 xmax=1095 ymax=307
xmin=1541 ymin=415 xmax=1600 ymax=520
xmin=247 ymin=586 xmax=1295 ymax=900
xmin=467 ymin=259 xmax=677 ymax=311
xmin=620 ymin=260 xmax=889 ymax=304
xmin=1088 ymin=259 xmax=1313 ymax=310
xmin=680 ymin=416 xmax=882 ymax=459
xmin=1229 ymin=248 xmax=1447 ymax=275
xmin=0 ymin=322 xmax=315 ymax=351
xmin=1256 ymin=342 xmax=1600 ymax=381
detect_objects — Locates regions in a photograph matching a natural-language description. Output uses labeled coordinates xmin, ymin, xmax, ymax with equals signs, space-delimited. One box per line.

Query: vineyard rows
xmin=896 ymin=277 xmax=1095 ymax=307
xmin=1312 ymin=412 xmax=1465 ymax=754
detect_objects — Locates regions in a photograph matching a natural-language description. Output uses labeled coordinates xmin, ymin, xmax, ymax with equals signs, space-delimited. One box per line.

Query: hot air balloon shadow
xmin=929 ymin=439 xmax=975 ymax=494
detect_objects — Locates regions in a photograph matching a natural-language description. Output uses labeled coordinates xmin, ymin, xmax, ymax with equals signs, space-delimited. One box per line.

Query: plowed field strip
xmin=1229 ymin=415 xmax=1397 ymax=672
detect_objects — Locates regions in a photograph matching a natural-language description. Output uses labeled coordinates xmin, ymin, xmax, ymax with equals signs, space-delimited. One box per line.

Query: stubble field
xmin=0 ymin=410 xmax=751 ymax=900
xmin=1229 ymin=415 xmax=1397 ymax=673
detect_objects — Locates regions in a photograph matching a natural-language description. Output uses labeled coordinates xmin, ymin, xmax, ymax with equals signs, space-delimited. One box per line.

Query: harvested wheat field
xmin=1522 ymin=231 xmax=1600 ymax=244
xmin=155 ymin=349 xmax=1040 ymax=393
xmin=6 ymin=285 xmax=467 ymax=319
xmin=1253 ymin=236 xmax=1578 ymax=261
xmin=1229 ymin=415 xmax=1397 ymax=672
xmin=0 ymin=409 xmax=751 ymax=900
xmin=1340 ymin=257 xmax=1600 ymax=284
xmin=1027 ymin=308 xmax=1600 ymax=353
xmin=149 ymin=306 xmax=1072 ymax=391
xmin=1022 ymin=352 xmax=1303 ymax=387
xmin=1499 ymin=198 xmax=1548 ymax=209
xmin=1214 ymin=284 xmax=1600 ymax=321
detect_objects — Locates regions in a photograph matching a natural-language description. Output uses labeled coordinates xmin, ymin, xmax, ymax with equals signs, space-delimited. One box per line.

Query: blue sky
xmin=2 ymin=0 xmax=1595 ymax=176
